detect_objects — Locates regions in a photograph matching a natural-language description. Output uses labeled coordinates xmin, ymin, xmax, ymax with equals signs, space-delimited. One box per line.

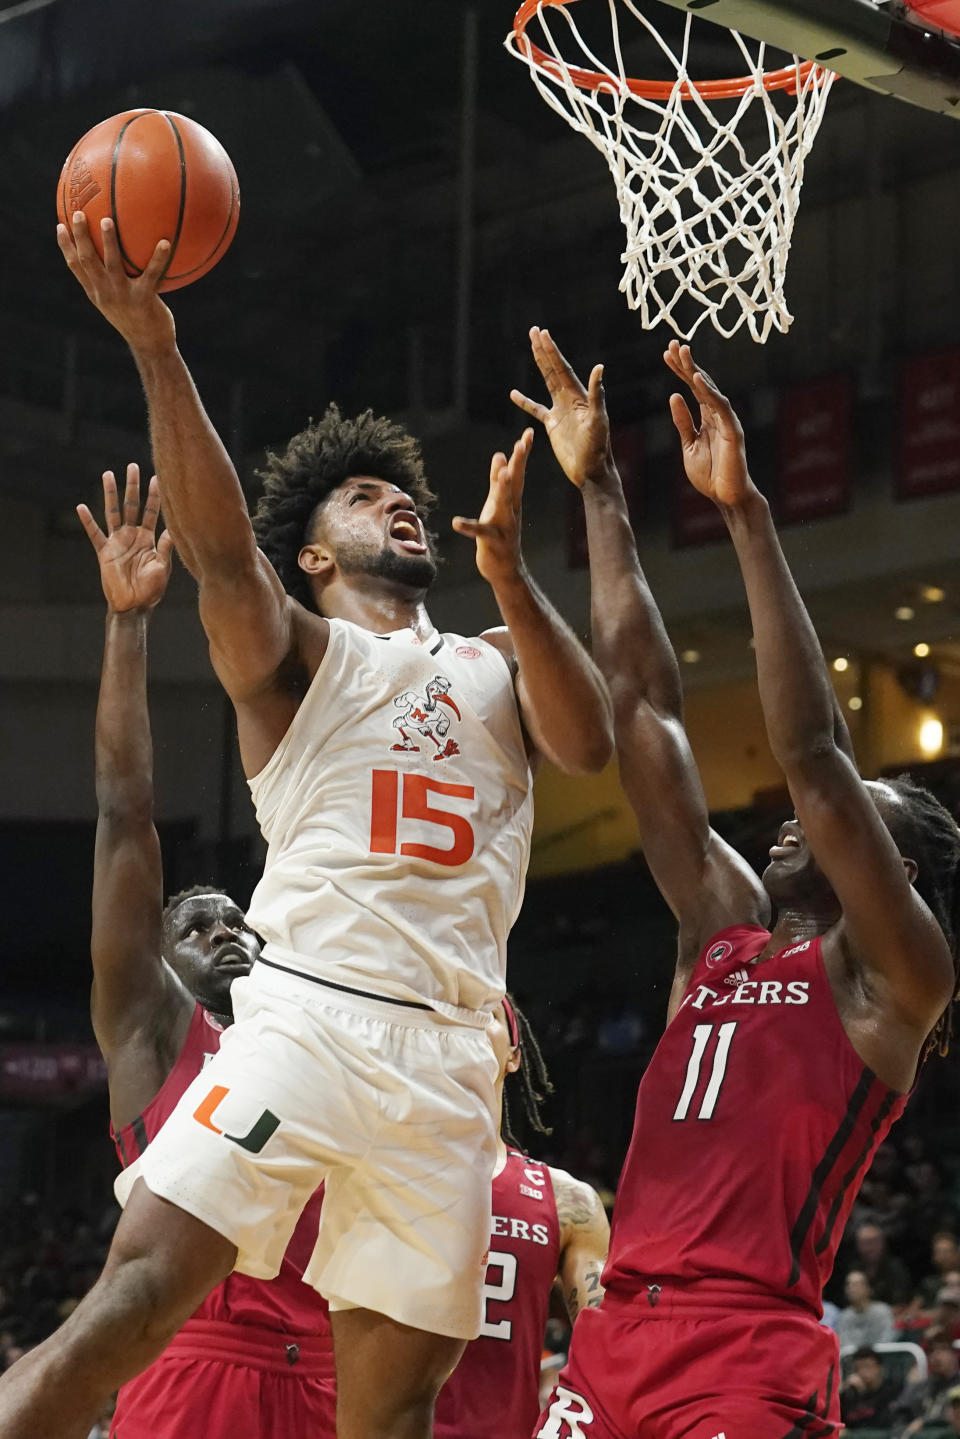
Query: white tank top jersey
xmin=245 ymin=618 xmax=534 ymax=1024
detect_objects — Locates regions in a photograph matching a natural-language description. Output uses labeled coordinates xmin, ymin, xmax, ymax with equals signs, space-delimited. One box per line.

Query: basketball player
xmin=0 ymin=219 xmax=612 ymax=1439
xmin=434 ymin=995 xmax=609 ymax=1439
xmin=511 ymin=329 xmax=960 ymax=1439
xmin=77 ymin=463 xmax=335 ymax=1437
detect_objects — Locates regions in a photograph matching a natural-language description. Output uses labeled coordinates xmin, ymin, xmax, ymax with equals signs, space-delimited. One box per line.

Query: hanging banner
xmin=567 ymin=421 xmax=643 ymax=568
xmin=0 ymin=1045 xmax=106 ymax=1103
xmin=776 ymin=376 xmax=853 ymax=523
xmin=897 ymin=351 xmax=960 ymax=500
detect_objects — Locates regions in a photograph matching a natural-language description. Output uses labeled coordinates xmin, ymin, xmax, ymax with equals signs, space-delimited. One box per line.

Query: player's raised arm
xmin=57 ymin=215 xmax=314 ymax=712
xmin=78 ymin=466 xmax=192 ymax=1072
xmin=665 ymin=341 xmax=955 ymax=1077
xmin=513 ymin=328 xmax=767 ymax=995
xmin=550 ymin=1168 xmax=609 ymax=1325
xmin=454 ymin=428 xmax=613 ymax=775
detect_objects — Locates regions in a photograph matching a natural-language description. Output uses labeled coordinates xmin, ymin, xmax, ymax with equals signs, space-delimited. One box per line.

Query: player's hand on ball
xmin=511 ymin=327 xmax=613 ymax=489
xmin=453 ymin=429 xmax=532 ymax=589
xmin=664 ymin=341 xmax=754 ymax=509
xmin=57 ymin=212 xmax=176 ymax=355
xmin=78 ymin=464 xmax=175 ymax=613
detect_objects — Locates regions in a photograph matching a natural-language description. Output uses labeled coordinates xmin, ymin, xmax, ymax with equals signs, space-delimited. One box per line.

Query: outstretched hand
xmin=78 ymin=464 xmax=175 ymax=613
xmin=453 ymin=429 xmax=533 ymax=588
xmin=665 ymin=341 xmax=754 ymax=508
xmin=511 ymin=327 xmax=612 ymax=488
xmin=57 ymin=211 xmax=176 ymax=355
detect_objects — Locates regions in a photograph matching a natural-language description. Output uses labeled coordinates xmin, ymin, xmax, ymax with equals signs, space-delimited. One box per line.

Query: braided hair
xmin=251 ymin=404 xmax=437 ymax=613
xmin=880 ymin=775 xmax=960 ymax=1057
xmin=501 ymin=994 xmax=555 ymax=1151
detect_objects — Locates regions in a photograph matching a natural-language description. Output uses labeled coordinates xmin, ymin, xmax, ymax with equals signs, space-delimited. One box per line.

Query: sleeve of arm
xmin=132 ymin=343 xmax=314 ymax=700
xmin=724 ymin=490 xmax=954 ymax=1034
xmin=91 ymin=610 xmax=185 ymax=1055
xmin=580 ymin=468 xmax=768 ymax=961
xmin=484 ymin=573 xmax=614 ymax=775
xmin=552 ymin=1169 xmax=611 ymax=1325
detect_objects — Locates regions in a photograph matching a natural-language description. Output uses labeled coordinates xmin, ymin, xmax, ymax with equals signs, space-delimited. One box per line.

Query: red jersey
xmin=111 ymin=1002 xmax=331 ymax=1339
xmin=603 ymin=925 xmax=907 ymax=1316
xmin=434 ymin=1148 xmax=561 ymax=1439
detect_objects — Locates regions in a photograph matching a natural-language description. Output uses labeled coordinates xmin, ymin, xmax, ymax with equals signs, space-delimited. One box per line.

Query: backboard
xmin=651 ymin=0 xmax=960 ymax=117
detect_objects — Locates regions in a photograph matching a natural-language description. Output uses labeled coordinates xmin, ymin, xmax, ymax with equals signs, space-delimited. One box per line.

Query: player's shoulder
xmin=477 ymin=626 xmax=517 ymax=671
xmin=547 ymin=1165 xmax=608 ymax=1235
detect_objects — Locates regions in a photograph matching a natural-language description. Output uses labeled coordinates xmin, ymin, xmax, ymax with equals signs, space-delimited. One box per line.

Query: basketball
xmin=56 ymin=110 xmax=239 ymax=293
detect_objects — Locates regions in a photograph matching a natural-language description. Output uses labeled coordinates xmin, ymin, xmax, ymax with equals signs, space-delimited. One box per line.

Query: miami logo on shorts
xmin=192 ymin=1085 xmax=280 ymax=1154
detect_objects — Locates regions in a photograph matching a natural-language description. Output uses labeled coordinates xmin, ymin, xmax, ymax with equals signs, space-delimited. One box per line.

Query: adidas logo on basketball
xmin=724 ymin=968 xmax=751 ymax=986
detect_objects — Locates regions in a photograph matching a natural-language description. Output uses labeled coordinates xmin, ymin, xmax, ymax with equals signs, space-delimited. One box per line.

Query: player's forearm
xmin=581 ymin=467 xmax=684 ymax=721
xmin=95 ymin=611 xmax=155 ymax=820
xmin=723 ymin=489 xmax=850 ymax=775
xmin=493 ymin=572 xmax=613 ymax=774
xmin=132 ymin=343 xmax=258 ymax=580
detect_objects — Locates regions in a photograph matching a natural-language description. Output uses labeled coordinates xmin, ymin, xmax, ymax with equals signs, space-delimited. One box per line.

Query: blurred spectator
xmin=947 ymin=1385 xmax=960 ymax=1436
xmin=854 ymin=1221 xmax=913 ymax=1307
xmin=932 ymin=1286 xmax=960 ymax=1343
xmin=821 ymin=1297 xmax=840 ymax=1331
xmin=840 ymin=1346 xmax=901 ymax=1431
xmin=917 ymin=1232 xmax=960 ymax=1308
xmin=837 ymin=1271 xmax=895 ymax=1348
xmin=906 ymin=1163 xmax=960 ymax=1255
xmin=891 ymin=1330 xmax=960 ymax=1437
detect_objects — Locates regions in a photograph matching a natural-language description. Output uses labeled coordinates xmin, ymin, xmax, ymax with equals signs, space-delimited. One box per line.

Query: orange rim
xmin=511 ymin=0 xmax=821 ymax=100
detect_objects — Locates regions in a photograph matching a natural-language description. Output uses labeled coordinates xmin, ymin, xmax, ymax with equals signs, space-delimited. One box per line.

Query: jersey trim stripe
xmin=131 ymin=1113 xmax=149 ymax=1158
xmin=814 ymin=1090 xmax=898 ymax=1260
xmin=114 ymin=1128 xmax=129 ymax=1167
xmin=777 ymin=1363 xmax=837 ymax=1438
xmin=786 ymin=1068 xmax=875 ymax=1286
xmin=255 ymin=954 xmax=432 ymax=1011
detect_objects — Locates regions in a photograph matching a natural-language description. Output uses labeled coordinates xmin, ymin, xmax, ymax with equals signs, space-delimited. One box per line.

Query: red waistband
xmin=164 ymin=1318 xmax=336 ymax=1379
xmin=603 ymin=1276 xmax=818 ymax=1322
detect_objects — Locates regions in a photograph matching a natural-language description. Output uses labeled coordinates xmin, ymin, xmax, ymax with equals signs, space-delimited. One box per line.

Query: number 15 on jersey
xmin=369 ymin=769 xmax=476 ymax=868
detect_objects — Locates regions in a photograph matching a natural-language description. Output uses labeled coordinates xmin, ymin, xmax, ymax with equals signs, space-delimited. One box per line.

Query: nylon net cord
xmin=505 ymin=1 xmax=836 ymax=342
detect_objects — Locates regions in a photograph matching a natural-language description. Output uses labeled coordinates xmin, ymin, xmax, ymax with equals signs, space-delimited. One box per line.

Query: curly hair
xmin=881 ymin=774 xmax=960 ymax=1059
xmin=251 ymin=404 xmax=437 ymax=612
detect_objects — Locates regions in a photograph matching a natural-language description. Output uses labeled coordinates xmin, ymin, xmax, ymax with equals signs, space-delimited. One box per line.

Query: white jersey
xmin=245 ymin=618 xmax=534 ymax=1023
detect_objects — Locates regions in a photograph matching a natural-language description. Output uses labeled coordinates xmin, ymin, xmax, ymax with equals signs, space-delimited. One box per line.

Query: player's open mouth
xmin=388 ymin=515 xmax=427 ymax=554
xmin=769 ymin=824 xmax=803 ymax=860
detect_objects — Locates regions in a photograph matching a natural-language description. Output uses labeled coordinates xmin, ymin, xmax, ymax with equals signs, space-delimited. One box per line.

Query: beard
xmin=336 ymin=537 xmax=438 ymax=591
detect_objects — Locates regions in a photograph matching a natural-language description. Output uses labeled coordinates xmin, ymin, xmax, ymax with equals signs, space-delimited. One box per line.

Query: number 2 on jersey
xmin=369 ymin=769 xmax=475 ymax=866
xmin=479 ymin=1250 xmax=517 ymax=1340
xmin=673 ymin=1021 xmax=737 ymax=1122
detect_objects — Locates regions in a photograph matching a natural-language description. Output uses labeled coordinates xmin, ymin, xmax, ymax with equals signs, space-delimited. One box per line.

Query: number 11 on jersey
xmin=673 ymin=1022 xmax=737 ymax=1122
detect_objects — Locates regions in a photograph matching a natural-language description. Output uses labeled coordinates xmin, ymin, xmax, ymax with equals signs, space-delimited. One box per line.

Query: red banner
xmin=776 ymin=376 xmax=853 ymax=523
xmin=0 ymin=1045 xmax=106 ymax=1103
xmin=897 ymin=351 xmax=960 ymax=499
xmin=567 ymin=422 xmax=643 ymax=568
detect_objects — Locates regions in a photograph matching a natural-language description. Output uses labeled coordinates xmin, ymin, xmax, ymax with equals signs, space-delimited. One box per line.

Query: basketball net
xmin=506 ymin=0 xmax=836 ymax=343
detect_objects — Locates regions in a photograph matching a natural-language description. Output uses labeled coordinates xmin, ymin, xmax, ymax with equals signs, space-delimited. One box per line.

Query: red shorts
xmin=536 ymin=1285 xmax=840 ymax=1439
xmin=110 ymin=1319 xmax=337 ymax=1439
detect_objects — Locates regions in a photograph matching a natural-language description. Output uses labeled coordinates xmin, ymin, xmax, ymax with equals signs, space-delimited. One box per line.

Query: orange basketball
xmin=56 ymin=110 xmax=240 ymax=292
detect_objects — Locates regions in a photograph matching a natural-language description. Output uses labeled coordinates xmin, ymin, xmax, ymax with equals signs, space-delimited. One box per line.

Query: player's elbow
xmin=552 ymin=725 xmax=614 ymax=776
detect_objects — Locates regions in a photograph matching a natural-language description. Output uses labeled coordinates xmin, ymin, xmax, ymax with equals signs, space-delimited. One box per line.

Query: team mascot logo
xmin=391 ymin=676 xmax=462 ymax=761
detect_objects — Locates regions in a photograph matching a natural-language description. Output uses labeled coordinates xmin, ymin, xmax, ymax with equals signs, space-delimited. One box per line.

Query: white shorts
xmin=115 ymin=962 xmax=500 ymax=1340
